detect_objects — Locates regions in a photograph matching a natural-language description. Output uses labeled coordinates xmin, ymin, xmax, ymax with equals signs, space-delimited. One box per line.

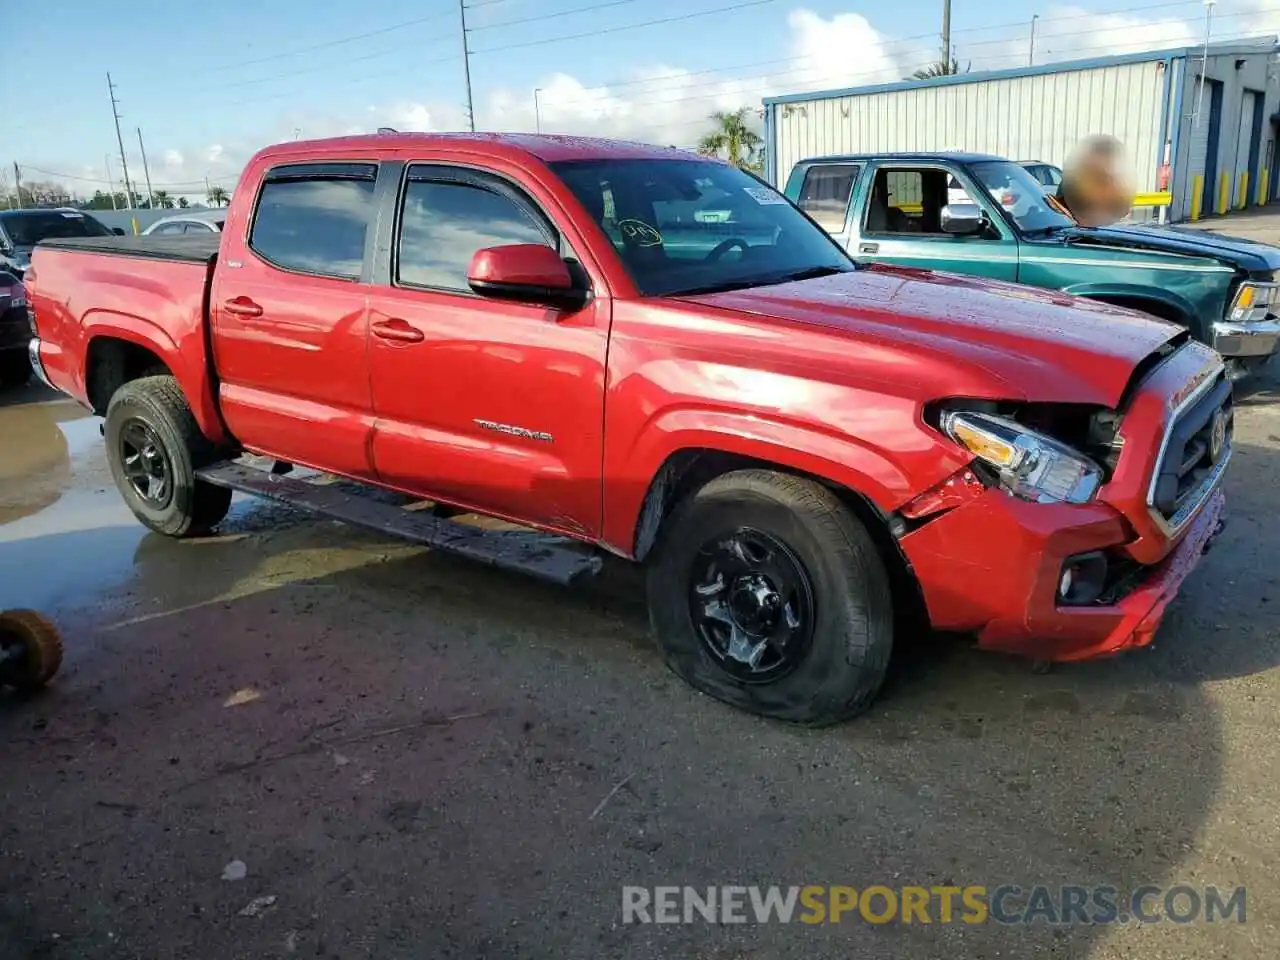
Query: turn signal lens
xmin=948 ymin=417 xmax=1020 ymax=467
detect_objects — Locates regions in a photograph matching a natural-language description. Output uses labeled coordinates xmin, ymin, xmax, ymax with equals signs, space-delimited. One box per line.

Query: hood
xmin=1063 ymin=223 xmax=1280 ymax=274
xmin=675 ymin=266 xmax=1183 ymax=407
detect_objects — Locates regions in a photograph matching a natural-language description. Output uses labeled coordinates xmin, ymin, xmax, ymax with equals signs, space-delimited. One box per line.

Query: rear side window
xmin=797 ymin=164 xmax=860 ymax=231
xmin=249 ymin=163 xmax=377 ymax=279
xmin=396 ymin=178 xmax=553 ymax=291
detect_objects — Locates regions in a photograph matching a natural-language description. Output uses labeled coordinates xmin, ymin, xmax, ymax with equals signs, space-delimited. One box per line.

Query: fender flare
xmin=604 ymin=408 xmax=969 ymax=558
xmin=82 ymin=311 xmax=225 ymax=443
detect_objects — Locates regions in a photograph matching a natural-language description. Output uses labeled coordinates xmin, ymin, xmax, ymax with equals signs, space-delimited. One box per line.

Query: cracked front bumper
xmin=899 ymin=485 xmax=1226 ymax=662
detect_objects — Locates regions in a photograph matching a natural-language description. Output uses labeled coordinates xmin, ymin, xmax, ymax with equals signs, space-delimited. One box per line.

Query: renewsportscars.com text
xmin=621 ymin=885 xmax=1246 ymax=926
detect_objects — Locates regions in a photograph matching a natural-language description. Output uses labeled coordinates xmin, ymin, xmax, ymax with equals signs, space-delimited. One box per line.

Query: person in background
xmin=1059 ymin=134 xmax=1136 ymax=227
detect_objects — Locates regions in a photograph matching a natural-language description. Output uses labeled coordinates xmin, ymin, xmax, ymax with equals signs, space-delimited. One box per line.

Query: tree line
xmin=2 ymin=180 xmax=230 ymax=211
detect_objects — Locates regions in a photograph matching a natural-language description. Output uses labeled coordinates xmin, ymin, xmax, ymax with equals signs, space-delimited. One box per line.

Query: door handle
xmin=858 ymin=243 xmax=879 ymax=254
xmin=223 ymin=297 xmax=263 ymax=318
xmin=371 ymin=319 xmax=425 ymax=344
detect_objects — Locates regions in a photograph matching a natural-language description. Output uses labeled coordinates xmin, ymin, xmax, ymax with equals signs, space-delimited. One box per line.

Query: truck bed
xmin=38 ymin=234 xmax=221 ymax=263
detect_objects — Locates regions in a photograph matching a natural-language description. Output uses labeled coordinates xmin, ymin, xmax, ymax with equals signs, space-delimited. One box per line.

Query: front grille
xmin=1150 ymin=372 xmax=1233 ymax=528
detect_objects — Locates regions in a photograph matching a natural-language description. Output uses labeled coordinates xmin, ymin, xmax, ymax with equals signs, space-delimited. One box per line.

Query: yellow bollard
xmin=1218 ymin=172 xmax=1230 ymax=215
xmin=131 ymin=216 xmax=140 ymax=235
xmin=1190 ymin=175 xmax=1204 ymax=220
xmin=1238 ymin=172 xmax=1249 ymax=210
xmin=1260 ymin=169 xmax=1271 ymax=206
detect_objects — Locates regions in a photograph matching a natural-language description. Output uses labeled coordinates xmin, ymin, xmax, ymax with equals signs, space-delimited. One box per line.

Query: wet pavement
xmin=2 ymin=374 xmax=1280 ymax=960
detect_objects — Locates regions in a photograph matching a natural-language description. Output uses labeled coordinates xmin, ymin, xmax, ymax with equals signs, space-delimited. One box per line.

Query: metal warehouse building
xmin=762 ymin=39 xmax=1280 ymax=223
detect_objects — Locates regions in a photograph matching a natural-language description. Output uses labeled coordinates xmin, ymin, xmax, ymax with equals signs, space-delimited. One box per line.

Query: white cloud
xmin=21 ymin=3 xmax=1280 ymax=201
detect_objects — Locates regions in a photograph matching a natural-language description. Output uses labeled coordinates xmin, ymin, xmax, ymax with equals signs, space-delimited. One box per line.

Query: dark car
xmin=0 ymin=269 xmax=32 ymax=387
xmin=0 ymin=208 xmax=122 ymax=277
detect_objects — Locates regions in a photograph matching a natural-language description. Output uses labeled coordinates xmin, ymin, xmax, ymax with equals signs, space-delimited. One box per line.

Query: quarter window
xmin=797 ymin=164 xmax=860 ymax=231
xmin=249 ymin=166 xmax=377 ymax=279
xmin=396 ymin=179 xmax=552 ymax=291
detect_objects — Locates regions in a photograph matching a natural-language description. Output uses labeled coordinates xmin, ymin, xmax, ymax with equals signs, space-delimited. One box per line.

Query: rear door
xmin=850 ymin=162 xmax=1019 ymax=282
xmin=210 ymin=160 xmax=379 ymax=479
xmin=363 ymin=161 xmax=610 ymax=535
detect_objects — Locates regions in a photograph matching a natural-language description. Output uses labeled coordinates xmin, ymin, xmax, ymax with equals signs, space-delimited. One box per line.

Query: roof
xmin=762 ymin=38 xmax=1280 ymax=106
xmin=255 ymin=132 xmax=703 ymax=164
xmin=795 ymin=151 xmax=1006 ymax=164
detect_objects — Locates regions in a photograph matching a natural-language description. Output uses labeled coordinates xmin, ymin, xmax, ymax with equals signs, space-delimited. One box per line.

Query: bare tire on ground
xmin=0 ymin=609 xmax=64 ymax=691
xmin=647 ymin=469 xmax=894 ymax=726
xmin=0 ymin=351 xmax=31 ymax=389
xmin=103 ymin=375 xmax=232 ymax=537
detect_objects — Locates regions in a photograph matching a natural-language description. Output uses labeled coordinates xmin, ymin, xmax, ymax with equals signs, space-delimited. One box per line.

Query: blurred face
xmin=1061 ymin=138 xmax=1135 ymax=227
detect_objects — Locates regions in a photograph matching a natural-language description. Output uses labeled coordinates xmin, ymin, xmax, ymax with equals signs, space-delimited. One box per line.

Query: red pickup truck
xmin=26 ymin=133 xmax=1231 ymax=724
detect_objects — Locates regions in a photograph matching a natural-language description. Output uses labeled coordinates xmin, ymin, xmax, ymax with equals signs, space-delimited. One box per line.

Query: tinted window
xmin=396 ymin=179 xmax=551 ymax=291
xmin=0 ymin=211 xmax=113 ymax=245
xmin=551 ymin=158 xmax=851 ymax=297
xmin=250 ymin=174 xmax=376 ymax=279
xmin=797 ymin=164 xmax=860 ymax=231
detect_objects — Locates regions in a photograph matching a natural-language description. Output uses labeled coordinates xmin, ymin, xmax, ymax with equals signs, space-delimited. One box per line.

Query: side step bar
xmin=194 ymin=461 xmax=604 ymax=586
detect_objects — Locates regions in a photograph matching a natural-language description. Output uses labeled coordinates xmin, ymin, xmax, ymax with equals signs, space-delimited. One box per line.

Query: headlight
xmin=940 ymin=410 xmax=1103 ymax=504
xmin=1228 ymin=281 xmax=1278 ymax=322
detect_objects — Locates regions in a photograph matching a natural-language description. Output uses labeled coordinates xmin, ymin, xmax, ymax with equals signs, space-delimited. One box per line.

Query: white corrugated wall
xmin=770 ymin=61 xmax=1166 ymax=192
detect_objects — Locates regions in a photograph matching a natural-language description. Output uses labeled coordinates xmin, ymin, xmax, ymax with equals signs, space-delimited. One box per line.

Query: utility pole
xmin=459 ymin=0 xmax=475 ymax=131
xmin=11 ymin=162 xmax=21 ymax=208
xmin=105 ymin=154 xmax=119 ymax=210
xmin=106 ymin=73 xmax=136 ymax=209
xmin=1029 ymin=15 xmax=1039 ymax=67
xmin=941 ymin=0 xmax=951 ymax=69
xmin=534 ymin=88 xmax=543 ymax=134
xmin=204 ymin=174 xmax=211 ymax=206
xmin=137 ymin=128 xmax=155 ymax=209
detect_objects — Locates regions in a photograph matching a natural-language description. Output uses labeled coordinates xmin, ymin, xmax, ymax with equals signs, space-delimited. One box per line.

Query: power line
xmin=16 ymin=164 xmax=238 ymax=189
xmin=470 ymin=0 xmax=785 ymax=54
xmin=198 ymin=10 xmax=458 ymax=74
xmin=469 ymin=0 xmax=644 ymax=32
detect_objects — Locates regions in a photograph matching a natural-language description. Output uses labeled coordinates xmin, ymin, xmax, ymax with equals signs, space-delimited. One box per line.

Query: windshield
xmin=548 ymin=159 xmax=854 ymax=297
xmin=968 ymin=161 xmax=1074 ymax=234
xmin=0 ymin=210 xmax=114 ymax=246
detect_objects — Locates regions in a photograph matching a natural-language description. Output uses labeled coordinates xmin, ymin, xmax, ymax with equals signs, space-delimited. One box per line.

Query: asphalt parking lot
xmin=3 ymin=358 xmax=1280 ymax=959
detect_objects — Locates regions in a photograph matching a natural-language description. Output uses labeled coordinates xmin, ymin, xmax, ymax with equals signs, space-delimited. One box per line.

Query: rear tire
xmin=0 ymin=609 xmax=63 ymax=691
xmin=647 ymin=470 xmax=894 ymax=726
xmin=104 ymin=375 xmax=232 ymax=537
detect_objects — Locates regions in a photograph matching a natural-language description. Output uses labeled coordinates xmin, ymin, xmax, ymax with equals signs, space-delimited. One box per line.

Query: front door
xmin=210 ymin=160 xmax=379 ymax=479
xmin=364 ymin=163 xmax=609 ymax=536
xmin=849 ymin=163 xmax=1019 ymax=282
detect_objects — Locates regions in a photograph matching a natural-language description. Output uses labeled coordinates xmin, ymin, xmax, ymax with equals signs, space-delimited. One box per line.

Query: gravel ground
xmin=2 ymin=366 xmax=1279 ymax=959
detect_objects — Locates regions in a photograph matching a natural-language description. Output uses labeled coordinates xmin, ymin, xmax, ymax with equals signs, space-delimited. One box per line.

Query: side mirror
xmin=112 ymin=227 xmax=126 ymax=236
xmin=467 ymin=243 xmax=585 ymax=309
xmin=940 ymin=203 xmax=988 ymax=236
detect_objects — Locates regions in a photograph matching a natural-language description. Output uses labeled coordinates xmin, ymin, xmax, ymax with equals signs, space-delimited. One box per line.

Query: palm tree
xmin=910 ymin=58 xmax=969 ymax=80
xmin=697 ymin=108 xmax=764 ymax=169
xmin=152 ymin=190 xmax=175 ymax=209
xmin=206 ymin=185 xmax=229 ymax=207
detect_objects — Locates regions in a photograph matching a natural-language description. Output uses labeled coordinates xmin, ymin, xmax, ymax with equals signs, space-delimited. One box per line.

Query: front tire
xmin=647 ymin=470 xmax=894 ymax=726
xmin=104 ymin=376 xmax=232 ymax=537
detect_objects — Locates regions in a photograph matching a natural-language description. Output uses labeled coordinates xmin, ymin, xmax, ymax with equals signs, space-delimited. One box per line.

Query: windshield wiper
xmin=669 ymin=265 xmax=850 ymax=298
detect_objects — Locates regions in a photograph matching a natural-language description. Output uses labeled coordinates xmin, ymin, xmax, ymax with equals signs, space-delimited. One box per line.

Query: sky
xmin=5 ymin=0 xmax=1279 ymax=200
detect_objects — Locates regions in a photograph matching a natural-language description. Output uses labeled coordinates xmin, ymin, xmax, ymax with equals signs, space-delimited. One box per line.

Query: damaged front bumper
xmin=898 ymin=482 xmax=1226 ymax=662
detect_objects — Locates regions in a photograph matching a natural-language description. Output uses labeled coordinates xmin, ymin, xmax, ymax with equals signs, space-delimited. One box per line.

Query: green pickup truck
xmin=783 ymin=152 xmax=1280 ymax=377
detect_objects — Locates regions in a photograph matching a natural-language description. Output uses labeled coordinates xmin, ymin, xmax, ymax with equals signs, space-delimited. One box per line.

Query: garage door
xmin=1233 ymin=91 xmax=1258 ymax=209
xmin=1183 ymin=76 xmax=1219 ymax=218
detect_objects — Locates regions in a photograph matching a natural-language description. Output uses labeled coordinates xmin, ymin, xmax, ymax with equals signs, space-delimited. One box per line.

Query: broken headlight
xmin=939 ymin=410 xmax=1103 ymax=504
